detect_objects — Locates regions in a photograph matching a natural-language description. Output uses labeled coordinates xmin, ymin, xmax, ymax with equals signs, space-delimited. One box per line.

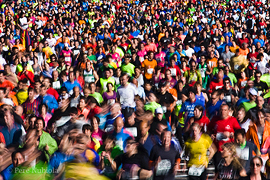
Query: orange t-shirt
xmin=0 ymin=80 xmax=14 ymax=90
xmin=238 ymin=77 xmax=248 ymax=89
xmin=239 ymin=48 xmax=250 ymax=57
xmin=206 ymin=57 xmax=218 ymax=69
xmin=142 ymin=59 xmax=157 ymax=80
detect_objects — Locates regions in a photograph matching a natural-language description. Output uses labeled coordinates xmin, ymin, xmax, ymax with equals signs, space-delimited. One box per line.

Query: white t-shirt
xmin=117 ymin=83 xmax=138 ymax=108
xmin=20 ymin=17 xmax=28 ymax=30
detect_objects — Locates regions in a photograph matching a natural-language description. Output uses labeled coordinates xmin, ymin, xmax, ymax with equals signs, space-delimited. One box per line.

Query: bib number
xmin=188 ymin=165 xmax=205 ymax=176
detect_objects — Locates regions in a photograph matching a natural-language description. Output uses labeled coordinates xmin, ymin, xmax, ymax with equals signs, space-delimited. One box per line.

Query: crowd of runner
xmin=1 ymin=0 xmax=270 ymax=179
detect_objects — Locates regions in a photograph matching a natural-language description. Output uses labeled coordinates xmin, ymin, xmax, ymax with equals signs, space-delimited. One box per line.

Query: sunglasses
xmin=251 ymin=163 xmax=261 ymax=167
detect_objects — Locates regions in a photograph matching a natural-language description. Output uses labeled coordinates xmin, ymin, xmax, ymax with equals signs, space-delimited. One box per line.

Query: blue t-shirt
xmin=179 ymin=99 xmax=205 ymax=124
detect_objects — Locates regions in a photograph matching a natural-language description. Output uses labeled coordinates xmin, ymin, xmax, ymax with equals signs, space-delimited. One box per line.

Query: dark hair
xmin=90 ymin=116 xmax=100 ymax=125
xmin=194 ymin=105 xmax=204 ymax=112
xmin=11 ymin=150 xmax=23 ymax=161
xmin=234 ymin=128 xmax=246 ymax=138
xmin=35 ymin=117 xmax=45 ymax=128
xmin=38 ymin=103 xmax=48 ymax=114
xmin=69 ymin=107 xmax=78 ymax=115
xmin=82 ymin=124 xmax=93 ymax=133
xmin=251 ymin=156 xmax=263 ymax=167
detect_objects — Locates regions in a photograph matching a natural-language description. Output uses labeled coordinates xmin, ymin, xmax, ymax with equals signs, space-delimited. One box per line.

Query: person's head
xmin=256 ymin=96 xmax=264 ymax=109
xmin=125 ymin=111 xmax=136 ymax=126
xmin=0 ymin=71 xmax=5 ymax=83
xmin=4 ymin=108 xmax=14 ymax=127
xmin=83 ymin=87 xmax=91 ymax=97
xmin=140 ymin=121 xmax=150 ymax=138
xmin=11 ymin=150 xmax=25 ymax=167
xmin=90 ymin=116 xmax=100 ymax=132
xmin=89 ymin=82 xmax=96 ymax=93
xmin=103 ymin=135 xmax=116 ymax=151
xmin=43 ymin=77 xmax=51 ymax=88
xmin=125 ymin=138 xmax=138 ymax=155
xmin=223 ymin=77 xmax=231 ymax=88
xmin=110 ymin=102 xmax=121 ymax=116
xmin=106 ymin=82 xmax=113 ymax=92
xmin=220 ymin=104 xmax=229 ymax=120
xmin=255 ymin=71 xmax=262 ymax=83
xmin=104 ymin=69 xmax=111 ymax=79
xmin=191 ymin=123 xmax=202 ymax=139
xmin=237 ymin=107 xmax=246 ymax=123
xmin=188 ymin=88 xmax=196 ymax=101
xmin=40 ymin=85 xmax=47 ymax=96
xmin=155 ymin=107 xmax=164 ymax=121
xmin=256 ymin=110 xmax=265 ymax=126
xmin=194 ymin=105 xmax=204 ymax=119
xmin=221 ymin=142 xmax=236 ymax=158
xmin=35 ymin=117 xmax=45 ymax=131
xmin=249 ymin=88 xmax=258 ymax=101
xmin=69 ymin=71 xmax=75 ymax=82
xmin=250 ymin=156 xmax=263 ymax=175
xmin=120 ymin=73 xmax=129 ymax=86
xmin=79 ymin=96 xmax=87 ymax=109
xmin=82 ymin=124 xmax=93 ymax=137
xmin=15 ymin=105 xmax=23 ymax=117
xmin=161 ymin=130 xmax=171 ymax=148
xmin=234 ymin=128 xmax=246 ymax=145
xmin=114 ymin=116 xmax=124 ymax=133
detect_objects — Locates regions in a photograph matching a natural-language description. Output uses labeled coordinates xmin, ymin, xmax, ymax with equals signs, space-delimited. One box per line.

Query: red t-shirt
xmin=209 ymin=79 xmax=223 ymax=93
xmin=208 ymin=115 xmax=241 ymax=151
xmin=47 ymin=87 xmax=59 ymax=100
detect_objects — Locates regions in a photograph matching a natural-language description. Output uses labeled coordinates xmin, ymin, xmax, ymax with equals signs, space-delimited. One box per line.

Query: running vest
xmin=100 ymin=77 xmax=115 ymax=94
xmin=84 ymin=69 xmax=95 ymax=83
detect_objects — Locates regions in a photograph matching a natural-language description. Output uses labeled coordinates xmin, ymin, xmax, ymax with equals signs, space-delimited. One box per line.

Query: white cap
xmin=249 ymin=88 xmax=258 ymax=96
xmin=155 ymin=107 xmax=163 ymax=114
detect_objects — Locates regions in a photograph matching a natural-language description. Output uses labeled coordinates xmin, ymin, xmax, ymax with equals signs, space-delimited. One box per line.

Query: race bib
xmin=234 ymin=64 xmax=239 ymax=70
xmin=53 ymin=81 xmax=61 ymax=89
xmin=147 ymin=68 xmax=154 ymax=74
xmin=74 ymin=50 xmax=80 ymax=55
xmin=200 ymin=69 xmax=205 ymax=78
xmin=65 ymin=57 xmax=71 ymax=62
xmin=236 ymin=147 xmax=249 ymax=161
xmin=107 ymin=99 xmax=115 ymax=105
xmin=176 ymin=100 xmax=182 ymax=105
xmin=224 ymin=95 xmax=231 ymax=103
xmin=188 ymin=165 xmax=205 ymax=176
xmin=241 ymin=81 xmax=247 ymax=87
xmin=156 ymin=159 xmax=171 ymax=176
xmin=162 ymin=106 xmax=167 ymax=113
xmin=171 ymin=68 xmax=176 ymax=76
xmin=125 ymin=127 xmax=137 ymax=137
xmin=85 ymin=76 xmax=95 ymax=83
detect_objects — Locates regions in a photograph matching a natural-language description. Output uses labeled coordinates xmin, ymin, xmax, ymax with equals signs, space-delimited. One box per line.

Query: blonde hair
xmin=222 ymin=143 xmax=243 ymax=170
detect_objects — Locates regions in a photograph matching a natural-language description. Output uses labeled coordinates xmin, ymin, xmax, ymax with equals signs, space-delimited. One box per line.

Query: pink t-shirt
xmin=60 ymin=49 xmax=72 ymax=66
xmin=91 ymin=128 xmax=105 ymax=145
xmin=155 ymin=52 xmax=166 ymax=67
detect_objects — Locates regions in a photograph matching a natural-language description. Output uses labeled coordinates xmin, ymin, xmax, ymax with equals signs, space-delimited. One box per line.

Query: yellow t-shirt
xmin=185 ymin=133 xmax=212 ymax=167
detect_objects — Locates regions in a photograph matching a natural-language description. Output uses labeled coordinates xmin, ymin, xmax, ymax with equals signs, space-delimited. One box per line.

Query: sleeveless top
xmin=196 ymin=92 xmax=205 ymax=104
xmin=84 ymin=69 xmax=95 ymax=83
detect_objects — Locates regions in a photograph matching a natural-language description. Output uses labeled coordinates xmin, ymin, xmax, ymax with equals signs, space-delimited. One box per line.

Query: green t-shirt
xmin=144 ymin=101 xmax=161 ymax=115
xmin=121 ymin=63 xmax=135 ymax=77
xmin=184 ymin=70 xmax=202 ymax=84
xmin=241 ymin=101 xmax=256 ymax=112
xmin=98 ymin=145 xmax=123 ymax=179
xmin=228 ymin=73 xmax=238 ymax=87
xmin=89 ymin=92 xmax=104 ymax=105
xmin=88 ymin=55 xmax=97 ymax=62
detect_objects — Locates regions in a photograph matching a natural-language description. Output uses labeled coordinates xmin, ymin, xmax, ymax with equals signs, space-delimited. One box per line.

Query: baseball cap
xmin=249 ymin=88 xmax=258 ymax=96
xmin=155 ymin=107 xmax=163 ymax=114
